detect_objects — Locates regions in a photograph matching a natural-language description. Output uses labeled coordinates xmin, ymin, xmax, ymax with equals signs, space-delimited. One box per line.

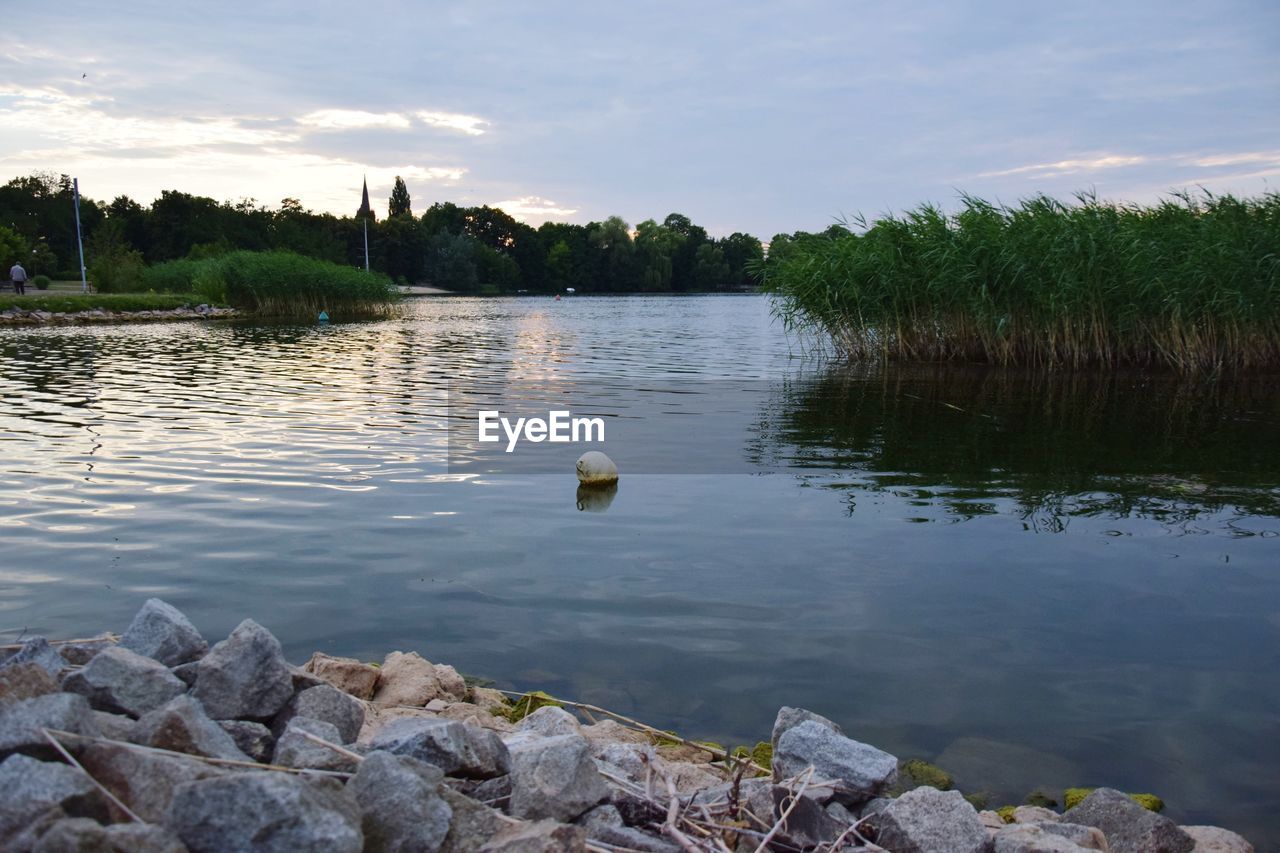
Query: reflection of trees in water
xmin=753 ymin=364 xmax=1280 ymax=530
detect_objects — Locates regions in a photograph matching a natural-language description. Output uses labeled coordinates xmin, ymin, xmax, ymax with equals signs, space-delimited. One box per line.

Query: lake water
xmin=1 ymin=295 xmax=1278 ymax=845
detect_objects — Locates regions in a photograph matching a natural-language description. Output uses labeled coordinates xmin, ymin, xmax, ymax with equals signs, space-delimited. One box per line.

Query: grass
xmin=0 ymin=293 xmax=210 ymax=313
xmin=143 ymin=251 xmax=398 ymax=317
xmin=762 ymin=191 xmax=1280 ymax=371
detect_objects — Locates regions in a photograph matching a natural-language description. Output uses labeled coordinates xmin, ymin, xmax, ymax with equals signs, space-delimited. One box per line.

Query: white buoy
xmin=576 ymin=451 xmax=618 ymax=486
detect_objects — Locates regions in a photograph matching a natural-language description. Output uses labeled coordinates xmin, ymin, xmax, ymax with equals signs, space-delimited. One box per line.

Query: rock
xmin=273 ymin=716 xmax=359 ymax=772
xmin=370 ymin=717 xmax=510 ymax=779
xmin=373 ymin=651 xmax=443 ymax=707
xmin=508 ymin=734 xmax=609 ymax=823
xmin=0 ymin=754 xmax=110 ymax=844
xmin=515 ymin=706 xmax=581 ymax=738
xmin=980 ymin=810 xmax=1010 ymax=829
xmin=479 ymin=819 xmax=587 ymax=852
xmin=2 ymin=638 xmax=66 ymax=678
xmin=691 ymin=778 xmax=775 ymax=826
xmin=1063 ymin=788 xmax=1193 ymax=853
xmin=304 ymin=653 xmax=380 ymax=700
xmin=79 ymin=741 xmax=229 ymax=822
xmin=119 ymin=599 xmax=208 ymax=666
xmin=575 ymin=451 xmax=618 ymax=486
xmin=440 ymin=702 xmax=515 ymax=733
xmin=132 ymin=695 xmax=250 ymax=761
xmin=164 ymin=773 xmax=362 ymax=852
xmin=0 ymin=662 xmax=59 ymax=707
xmin=217 ymin=720 xmax=274 ymax=762
xmin=289 ymin=665 xmax=328 ymax=693
xmin=56 ymin=638 xmax=114 ymax=667
xmin=62 ymin=646 xmax=185 ymax=717
xmin=827 ymin=800 xmax=858 ymax=825
xmin=578 ymin=804 xmax=679 ymax=852
xmin=772 ymin=784 xmax=849 ymax=847
xmin=435 ymin=664 xmax=469 ymax=702
xmin=993 ymin=822 xmax=1109 ymax=852
xmin=32 ymin=817 xmax=187 ymax=852
xmin=1180 ymin=825 xmax=1255 ymax=852
xmin=273 ymin=684 xmax=364 ymax=744
xmin=470 ymin=687 xmax=509 ymax=716
xmin=439 ymin=787 xmax=509 ymax=853
xmin=773 ymin=719 xmax=898 ymax=805
xmin=1015 ymin=806 xmax=1062 ymax=824
xmin=91 ymin=711 xmax=136 ymax=741
xmin=0 ymin=693 xmax=101 ymax=761
xmin=348 ymin=751 xmax=452 ymax=852
xmin=171 ymin=662 xmax=199 ymax=687
xmin=770 ymin=705 xmax=842 ymax=750
xmin=192 ymin=619 xmax=293 ymax=721
xmin=872 ymin=787 xmax=987 ymax=853
xmin=580 ymin=719 xmax=649 ymax=749
xmin=467 ymin=775 xmax=513 ymax=807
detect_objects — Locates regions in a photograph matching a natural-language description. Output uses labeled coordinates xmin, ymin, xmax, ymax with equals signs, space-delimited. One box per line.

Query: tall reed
xmin=762 ymin=192 xmax=1280 ymax=371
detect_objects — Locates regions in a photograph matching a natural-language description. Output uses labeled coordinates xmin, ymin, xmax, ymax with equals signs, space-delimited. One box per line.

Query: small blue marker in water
xmin=318 ymin=311 xmax=329 ymax=323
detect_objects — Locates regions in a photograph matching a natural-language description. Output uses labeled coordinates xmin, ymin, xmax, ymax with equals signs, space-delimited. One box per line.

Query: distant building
xmin=356 ymin=177 xmax=376 ymax=221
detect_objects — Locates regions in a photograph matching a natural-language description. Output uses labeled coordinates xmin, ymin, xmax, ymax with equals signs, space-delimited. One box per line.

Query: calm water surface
xmin=1 ymin=296 xmax=1278 ymax=845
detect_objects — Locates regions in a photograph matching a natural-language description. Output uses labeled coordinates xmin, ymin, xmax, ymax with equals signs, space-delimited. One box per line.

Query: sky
xmin=1 ymin=0 xmax=1277 ymax=239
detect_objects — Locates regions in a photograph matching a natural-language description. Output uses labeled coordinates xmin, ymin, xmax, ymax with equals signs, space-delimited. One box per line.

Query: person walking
xmin=9 ymin=260 xmax=28 ymax=295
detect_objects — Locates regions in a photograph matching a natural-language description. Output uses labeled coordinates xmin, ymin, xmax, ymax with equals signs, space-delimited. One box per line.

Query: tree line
xmin=0 ymin=172 xmax=764 ymax=293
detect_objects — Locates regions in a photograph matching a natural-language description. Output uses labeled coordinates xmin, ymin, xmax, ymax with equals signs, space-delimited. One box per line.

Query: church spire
xmin=356 ymin=176 xmax=375 ymax=221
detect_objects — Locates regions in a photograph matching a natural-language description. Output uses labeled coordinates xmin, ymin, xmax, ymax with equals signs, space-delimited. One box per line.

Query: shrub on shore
xmin=762 ymin=191 xmax=1280 ymax=371
xmin=143 ymin=251 xmax=398 ymax=317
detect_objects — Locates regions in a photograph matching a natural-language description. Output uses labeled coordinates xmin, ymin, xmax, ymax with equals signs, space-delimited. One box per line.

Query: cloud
xmin=297 ymin=109 xmax=411 ymax=131
xmin=415 ymin=111 xmax=489 ymax=136
xmin=489 ymin=196 xmax=578 ymax=221
xmin=980 ymin=155 xmax=1149 ymax=178
xmin=1186 ymin=151 xmax=1280 ymax=168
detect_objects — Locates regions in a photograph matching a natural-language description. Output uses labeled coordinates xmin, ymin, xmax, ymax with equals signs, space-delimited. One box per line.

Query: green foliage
xmin=1023 ymin=790 xmax=1058 ymax=808
xmin=732 ymin=741 xmax=774 ymax=770
xmin=0 ymin=225 xmax=28 ymax=269
xmin=996 ymin=805 xmax=1017 ymax=824
xmin=0 ymin=293 xmax=209 ymax=312
xmin=141 ymin=259 xmax=205 ymax=293
xmin=500 ymin=690 xmax=562 ymax=723
xmin=87 ymin=220 xmax=146 ymax=293
xmin=763 ymin=191 xmax=1280 ymax=370
xmin=962 ymin=792 xmax=992 ymax=810
xmin=32 ymin=275 xmax=50 ymax=290
xmin=388 ymin=176 xmax=412 ymax=218
xmin=894 ymin=758 xmax=954 ymax=793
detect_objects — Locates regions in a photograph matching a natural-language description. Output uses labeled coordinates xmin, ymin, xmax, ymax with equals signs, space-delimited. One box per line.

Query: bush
xmin=88 ymin=248 xmax=146 ymax=293
xmin=141 ymin=259 xmax=203 ymax=293
xmin=32 ymin=275 xmax=51 ymax=290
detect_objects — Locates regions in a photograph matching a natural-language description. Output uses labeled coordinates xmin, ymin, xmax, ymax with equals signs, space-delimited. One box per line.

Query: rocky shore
xmin=0 ymin=305 xmax=238 ymax=325
xmin=0 ymin=600 xmax=1255 ymax=852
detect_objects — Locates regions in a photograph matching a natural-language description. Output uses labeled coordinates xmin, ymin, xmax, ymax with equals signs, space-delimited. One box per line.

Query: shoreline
xmin=0 ymin=600 xmax=1256 ymax=851
xmin=0 ymin=304 xmax=239 ymax=326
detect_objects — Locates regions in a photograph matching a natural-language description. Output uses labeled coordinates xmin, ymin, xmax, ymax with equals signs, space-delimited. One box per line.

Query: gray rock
xmin=1014 ymin=806 xmax=1062 ymax=824
xmin=192 ymin=619 xmax=293 ymax=721
xmin=302 ymin=653 xmax=380 ymax=700
xmin=217 ymin=720 xmax=274 ymax=762
xmin=56 ymin=638 xmax=115 ymax=667
xmin=164 ymin=773 xmax=362 ymax=852
xmin=273 ymin=684 xmax=364 ymax=744
xmin=690 ymin=777 xmax=776 ymax=826
xmin=1179 ymin=825 xmax=1254 ymax=852
xmin=827 ymin=800 xmax=858 ymax=825
xmin=771 ymin=705 xmax=842 ymax=750
xmin=467 ymin=775 xmax=513 ymax=807
xmin=0 ymin=693 xmax=101 ymax=761
xmin=0 ymin=754 xmax=110 ymax=844
xmin=348 ymin=751 xmax=453 ymax=852
xmin=79 ymin=741 xmax=229 ymax=822
xmin=872 ymin=787 xmax=987 ymax=853
xmin=994 ymin=823 xmax=1107 ymax=852
xmin=477 ymin=819 xmax=587 ymax=852
xmin=577 ymin=804 xmax=679 ymax=852
xmin=860 ymin=797 xmax=894 ymax=818
xmin=2 ymin=638 xmax=66 ymax=678
xmin=90 ymin=711 xmax=136 ymax=742
xmin=508 ymin=734 xmax=609 ymax=823
xmin=773 ymin=719 xmax=898 ymax=805
xmin=439 ymin=787 xmax=509 ymax=853
xmin=62 ymin=646 xmax=185 ymax=717
xmin=120 ymin=599 xmax=208 ymax=666
xmin=132 ymin=695 xmax=251 ymax=761
xmin=0 ymin=662 xmax=59 ymax=707
xmin=272 ymin=717 xmax=358 ymax=773
xmin=771 ymin=784 xmax=849 ymax=847
xmin=171 ymin=662 xmax=200 ymax=687
xmin=32 ymin=817 xmax=187 ymax=852
xmin=515 ymin=706 xmax=581 ymax=738
xmin=370 ymin=717 xmax=510 ymax=779
xmin=1063 ymin=788 xmax=1193 ymax=853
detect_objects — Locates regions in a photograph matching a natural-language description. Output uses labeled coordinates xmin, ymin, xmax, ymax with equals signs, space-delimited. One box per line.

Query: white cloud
xmin=980 ymin=154 xmax=1148 ymax=178
xmin=415 ymin=110 xmax=489 ymax=136
xmin=489 ymin=196 xmax=578 ymax=221
xmin=297 ymin=109 xmax=411 ymax=131
xmin=1185 ymin=151 xmax=1280 ymax=168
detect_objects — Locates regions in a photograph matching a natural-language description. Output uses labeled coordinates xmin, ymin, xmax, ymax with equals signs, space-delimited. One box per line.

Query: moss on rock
xmin=1064 ymin=787 xmax=1164 ymax=812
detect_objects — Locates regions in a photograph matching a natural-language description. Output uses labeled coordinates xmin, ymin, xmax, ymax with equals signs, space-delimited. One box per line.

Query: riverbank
xmin=0 ymin=600 xmax=1254 ymax=851
xmin=0 ymin=302 xmax=238 ymax=326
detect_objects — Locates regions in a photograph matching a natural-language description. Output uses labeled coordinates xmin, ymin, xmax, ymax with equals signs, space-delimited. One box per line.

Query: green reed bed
xmin=144 ymin=251 xmax=398 ymax=318
xmin=763 ymin=192 xmax=1280 ymax=371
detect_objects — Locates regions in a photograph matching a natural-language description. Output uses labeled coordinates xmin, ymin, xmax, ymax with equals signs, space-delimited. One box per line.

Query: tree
xmin=423 ymin=231 xmax=478 ymax=291
xmin=86 ymin=219 xmax=145 ymax=292
xmin=389 ymin=177 xmax=412 ymax=218
xmin=0 ymin=225 xmax=28 ymax=271
xmin=692 ymin=242 xmax=731 ymax=291
xmin=718 ymin=232 xmax=763 ymax=286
